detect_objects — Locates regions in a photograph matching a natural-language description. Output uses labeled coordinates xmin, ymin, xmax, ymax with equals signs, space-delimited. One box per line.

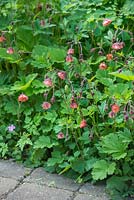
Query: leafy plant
xmin=0 ymin=0 xmax=134 ymax=199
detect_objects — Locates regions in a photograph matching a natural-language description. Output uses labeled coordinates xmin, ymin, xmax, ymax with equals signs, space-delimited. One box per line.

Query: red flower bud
xmin=57 ymin=71 xmax=66 ymax=80
xmin=57 ymin=132 xmax=64 ymax=139
xmin=67 ymin=48 xmax=74 ymax=55
xmin=7 ymin=47 xmax=14 ymax=54
xmin=99 ymin=62 xmax=107 ymax=70
xmin=0 ymin=36 xmax=6 ymax=43
xmin=112 ymin=42 xmax=124 ymax=50
xmin=66 ymin=55 xmax=73 ymax=62
xmin=18 ymin=94 xmax=28 ymax=102
xmin=80 ymin=119 xmax=87 ymax=128
xmin=70 ymin=102 xmax=78 ymax=109
xmin=111 ymin=104 xmax=120 ymax=113
xmin=43 ymin=78 xmax=53 ymax=87
xmin=106 ymin=54 xmax=113 ymax=60
xmin=42 ymin=102 xmax=51 ymax=110
xmin=102 ymin=19 xmax=112 ymax=26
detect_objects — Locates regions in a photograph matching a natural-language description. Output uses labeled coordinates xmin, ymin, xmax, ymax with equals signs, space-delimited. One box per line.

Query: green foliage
xmin=0 ymin=0 xmax=134 ymax=199
xmin=92 ymin=160 xmax=116 ymax=180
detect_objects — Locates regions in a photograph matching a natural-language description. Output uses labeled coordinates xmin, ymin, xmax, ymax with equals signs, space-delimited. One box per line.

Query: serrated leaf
xmin=99 ymin=133 xmax=128 ymax=160
xmin=85 ymin=158 xmax=98 ymax=171
xmin=32 ymin=45 xmax=66 ymax=66
xmin=44 ymin=111 xmax=58 ymax=123
xmin=16 ymin=134 xmax=32 ymax=151
xmin=92 ymin=160 xmax=116 ymax=180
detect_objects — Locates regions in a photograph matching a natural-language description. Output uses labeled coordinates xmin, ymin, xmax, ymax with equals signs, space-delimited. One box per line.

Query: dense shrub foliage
xmin=0 ymin=0 xmax=134 ymax=199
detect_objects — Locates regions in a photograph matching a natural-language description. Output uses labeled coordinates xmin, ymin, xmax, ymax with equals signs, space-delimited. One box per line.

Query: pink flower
xmin=42 ymin=102 xmax=51 ymax=110
xmin=43 ymin=78 xmax=53 ymax=87
xmin=111 ymin=104 xmax=120 ymax=113
xmin=18 ymin=94 xmax=28 ymax=102
xmin=66 ymin=55 xmax=73 ymax=62
xmin=112 ymin=42 xmax=124 ymax=50
xmin=102 ymin=19 xmax=112 ymax=26
xmin=106 ymin=54 xmax=113 ymax=60
xmin=70 ymin=102 xmax=78 ymax=109
xmin=80 ymin=119 xmax=87 ymax=128
xmin=57 ymin=132 xmax=64 ymax=139
xmin=67 ymin=48 xmax=74 ymax=55
xmin=7 ymin=47 xmax=14 ymax=54
xmin=0 ymin=36 xmax=6 ymax=43
xmin=57 ymin=71 xmax=66 ymax=80
xmin=99 ymin=62 xmax=107 ymax=70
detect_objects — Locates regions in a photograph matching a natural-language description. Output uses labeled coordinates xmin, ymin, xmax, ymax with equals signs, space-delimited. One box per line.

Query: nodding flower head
xmin=111 ymin=104 xmax=120 ymax=113
xmin=112 ymin=42 xmax=124 ymax=50
xmin=43 ymin=78 xmax=53 ymax=87
xmin=7 ymin=47 xmax=14 ymax=54
xmin=102 ymin=19 xmax=112 ymax=26
xmin=99 ymin=62 xmax=107 ymax=70
xmin=57 ymin=132 xmax=64 ymax=139
xmin=18 ymin=94 xmax=28 ymax=102
xmin=42 ymin=101 xmax=51 ymax=110
xmin=67 ymin=48 xmax=74 ymax=55
xmin=80 ymin=119 xmax=87 ymax=128
xmin=57 ymin=71 xmax=66 ymax=80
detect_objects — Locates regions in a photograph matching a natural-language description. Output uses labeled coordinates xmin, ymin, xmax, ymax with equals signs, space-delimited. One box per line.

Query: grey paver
xmin=0 ymin=177 xmax=18 ymax=197
xmin=25 ymin=167 xmax=80 ymax=191
xmin=5 ymin=182 xmax=73 ymax=200
xmin=74 ymin=193 xmax=109 ymax=200
xmin=0 ymin=160 xmax=31 ymax=180
xmin=79 ymin=183 xmax=109 ymax=199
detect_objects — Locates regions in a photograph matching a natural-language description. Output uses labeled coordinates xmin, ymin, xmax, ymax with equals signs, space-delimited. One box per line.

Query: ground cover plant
xmin=0 ymin=0 xmax=134 ymax=199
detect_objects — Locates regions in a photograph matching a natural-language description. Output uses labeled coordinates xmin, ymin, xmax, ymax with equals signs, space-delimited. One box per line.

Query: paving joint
xmin=0 ymin=168 xmax=35 ymax=200
xmin=70 ymin=183 xmax=84 ymax=200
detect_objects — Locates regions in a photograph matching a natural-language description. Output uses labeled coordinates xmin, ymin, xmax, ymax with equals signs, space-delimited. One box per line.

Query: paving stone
xmin=0 ymin=160 xmax=31 ymax=180
xmin=0 ymin=177 xmax=18 ymax=197
xmin=79 ymin=183 xmax=109 ymax=199
xmin=74 ymin=193 xmax=109 ymax=200
xmin=25 ymin=167 xmax=80 ymax=191
xmin=5 ymin=182 xmax=73 ymax=200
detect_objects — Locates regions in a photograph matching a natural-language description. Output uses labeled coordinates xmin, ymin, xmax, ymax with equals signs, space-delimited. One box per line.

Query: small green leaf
xmin=16 ymin=134 xmax=32 ymax=151
xmin=71 ymin=158 xmax=85 ymax=174
xmin=34 ymin=136 xmax=52 ymax=149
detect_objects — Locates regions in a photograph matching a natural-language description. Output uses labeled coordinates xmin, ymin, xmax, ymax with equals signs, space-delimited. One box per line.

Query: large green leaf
xmin=16 ymin=25 xmax=35 ymax=50
xmin=92 ymin=160 xmax=116 ymax=180
xmin=98 ymin=133 xmax=129 ymax=160
xmin=31 ymin=45 xmax=66 ymax=68
xmin=109 ymin=70 xmax=134 ymax=81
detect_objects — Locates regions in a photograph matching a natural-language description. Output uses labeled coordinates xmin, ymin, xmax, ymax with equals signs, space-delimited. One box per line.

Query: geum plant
xmin=0 ymin=0 xmax=134 ymax=199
